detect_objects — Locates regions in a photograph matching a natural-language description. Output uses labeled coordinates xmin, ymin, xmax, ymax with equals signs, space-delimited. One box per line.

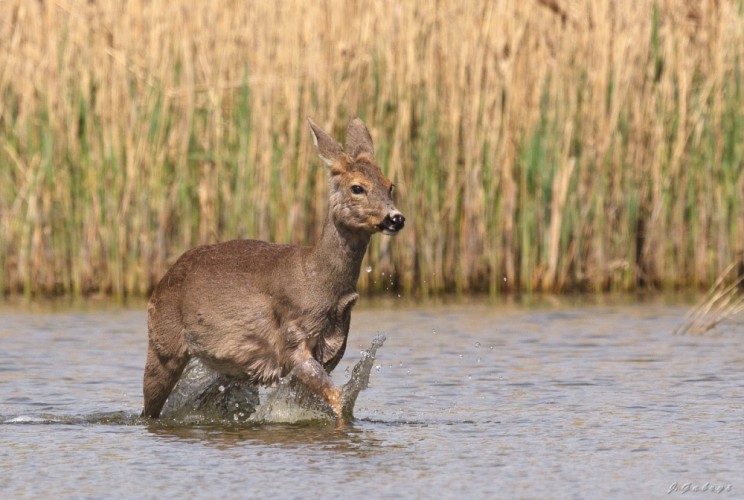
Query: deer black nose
xmin=391 ymin=214 xmax=405 ymax=229
xmin=378 ymin=213 xmax=405 ymax=234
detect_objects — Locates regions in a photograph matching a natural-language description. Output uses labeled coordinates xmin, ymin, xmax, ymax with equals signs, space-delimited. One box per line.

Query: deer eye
xmin=350 ymin=185 xmax=366 ymax=195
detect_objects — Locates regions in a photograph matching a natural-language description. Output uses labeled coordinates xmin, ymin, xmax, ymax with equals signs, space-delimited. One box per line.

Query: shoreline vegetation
xmin=1 ymin=1 xmax=743 ymax=298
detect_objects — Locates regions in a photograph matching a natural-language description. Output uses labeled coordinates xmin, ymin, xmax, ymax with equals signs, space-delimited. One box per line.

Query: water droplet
xmin=218 ymin=385 xmax=225 ymax=392
xmin=375 ymin=364 xmax=381 ymax=371
xmin=468 ymin=375 xmax=472 ymax=380
xmin=366 ymin=266 xmax=372 ymax=273
xmin=475 ymin=342 xmax=481 ymax=348
xmin=503 ymin=276 xmax=508 ymax=282
xmin=490 ymin=345 xmax=494 ymax=350
xmin=459 ymin=354 xmax=463 ymax=359
xmin=432 ymin=329 xmax=437 ymax=335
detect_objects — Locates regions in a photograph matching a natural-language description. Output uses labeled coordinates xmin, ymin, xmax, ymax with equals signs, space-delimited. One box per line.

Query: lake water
xmin=1 ymin=297 xmax=741 ymax=498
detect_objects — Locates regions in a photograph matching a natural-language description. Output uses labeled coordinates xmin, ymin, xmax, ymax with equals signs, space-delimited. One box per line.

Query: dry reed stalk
xmin=674 ymin=258 xmax=744 ymax=335
xmin=0 ymin=0 xmax=743 ymax=297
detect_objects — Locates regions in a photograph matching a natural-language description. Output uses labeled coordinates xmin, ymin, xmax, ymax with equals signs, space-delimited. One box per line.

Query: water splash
xmin=251 ymin=334 xmax=386 ymax=423
xmin=161 ymin=334 xmax=386 ymax=424
xmin=2 ymin=411 xmax=140 ymax=426
xmin=161 ymin=358 xmax=259 ymax=423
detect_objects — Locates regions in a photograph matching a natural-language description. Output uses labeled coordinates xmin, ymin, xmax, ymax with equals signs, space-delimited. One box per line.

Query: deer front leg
xmin=293 ymin=355 xmax=344 ymax=424
xmin=287 ymin=332 xmax=345 ymax=426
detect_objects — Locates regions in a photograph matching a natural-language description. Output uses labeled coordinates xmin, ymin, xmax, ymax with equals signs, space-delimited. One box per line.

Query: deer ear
xmin=345 ymin=117 xmax=374 ymax=159
xmin=307 ymin=118 xmax=344 ymax=167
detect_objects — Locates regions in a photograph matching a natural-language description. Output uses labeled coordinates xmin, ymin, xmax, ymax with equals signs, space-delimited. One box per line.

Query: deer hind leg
xmin=141 ymin=300 xmax=190 ymax=418
xmin=141 ymin=344 xmax=189 ymax=418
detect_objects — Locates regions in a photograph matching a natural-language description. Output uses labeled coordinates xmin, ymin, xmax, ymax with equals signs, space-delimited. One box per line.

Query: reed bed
xmin=1 ymin=0 xmax=743 ymax=297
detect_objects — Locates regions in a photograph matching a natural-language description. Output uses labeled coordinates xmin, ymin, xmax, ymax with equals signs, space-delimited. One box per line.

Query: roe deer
xmin=142 ymin=117 xmax=404 ymax=425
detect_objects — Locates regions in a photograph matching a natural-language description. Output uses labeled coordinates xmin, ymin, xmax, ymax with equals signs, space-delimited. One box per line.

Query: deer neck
xmin=308 ymin=215 xmax=370 ymax=294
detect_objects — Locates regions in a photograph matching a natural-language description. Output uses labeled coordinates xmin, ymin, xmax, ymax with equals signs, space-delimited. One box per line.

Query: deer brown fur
xmin=141 ymin=118 xmax=404 ymax=424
